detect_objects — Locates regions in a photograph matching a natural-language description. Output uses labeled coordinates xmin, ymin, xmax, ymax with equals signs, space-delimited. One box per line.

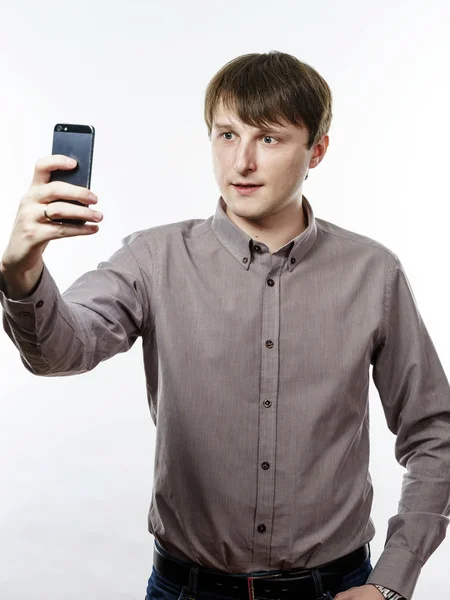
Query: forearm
xmin=0 ymin=258 xmax=44 ymax=300
xmin=1 ymin=263 xmax=94 ymax=375
xmin=1 ymin=238 xmax=149 ymax=376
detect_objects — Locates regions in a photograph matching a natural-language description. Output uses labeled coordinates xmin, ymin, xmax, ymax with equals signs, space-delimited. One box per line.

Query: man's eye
xmin=220 ymin=132 xmax=277 ymax=143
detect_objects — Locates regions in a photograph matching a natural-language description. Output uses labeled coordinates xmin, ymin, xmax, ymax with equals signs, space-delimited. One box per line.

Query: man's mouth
xmin=232 ymin=183 xmax=263 ymax=194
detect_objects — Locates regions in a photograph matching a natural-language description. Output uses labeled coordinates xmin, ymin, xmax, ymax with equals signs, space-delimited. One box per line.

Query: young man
xmin=1 ymin=51 xmax=449 ymax=600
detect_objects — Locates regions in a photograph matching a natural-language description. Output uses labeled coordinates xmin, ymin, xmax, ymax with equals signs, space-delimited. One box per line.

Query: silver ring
xmin=44 ymin=206 xmax=62 ymax=224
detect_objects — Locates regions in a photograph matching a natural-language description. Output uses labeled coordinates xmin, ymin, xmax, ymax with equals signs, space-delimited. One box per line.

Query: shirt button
xmin=242 ymin=257 xmax=248 ymax=264
xmin=19 ymin=311 xmax=31 ymax=317
xmin=261 ymin=462 xmax=270 ymax=470
xmin=36 ymin=300 xmax=44 ymax=308
xmin=263 ymin=400 xmax=272 ymax=408
xmin=290 ymin=257 xmax=296 ymax=264
xmin=257 ymin=524 xmax=266 ymax=533
xmin=267 ymin=279 xmax=274 ymax=286
xmin=254 ymin=245 xmax=261 ymax=252
xmin=265 ymin=340 xmax=274 ymax=348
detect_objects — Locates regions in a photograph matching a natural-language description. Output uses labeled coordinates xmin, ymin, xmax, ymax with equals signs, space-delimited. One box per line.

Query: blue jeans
xmin=145 ymin=542 xmax=373 ymax=600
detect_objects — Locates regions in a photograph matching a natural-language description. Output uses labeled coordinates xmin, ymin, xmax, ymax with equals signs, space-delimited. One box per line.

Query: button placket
xmin=253 ymin=258 xmax=281 ymax=566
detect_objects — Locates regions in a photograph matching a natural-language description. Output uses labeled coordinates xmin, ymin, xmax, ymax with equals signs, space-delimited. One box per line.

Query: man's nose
xmin=233 ymin=145 xmax=257 ymax=173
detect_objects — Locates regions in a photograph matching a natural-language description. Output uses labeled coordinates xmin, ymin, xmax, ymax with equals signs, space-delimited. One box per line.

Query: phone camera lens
xmin=56 ymin=125 xmax=63 ymax=131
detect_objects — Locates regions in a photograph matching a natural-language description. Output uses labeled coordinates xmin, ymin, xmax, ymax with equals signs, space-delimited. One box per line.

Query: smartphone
xmin=49 ymin=123 xmax=95 ymax=225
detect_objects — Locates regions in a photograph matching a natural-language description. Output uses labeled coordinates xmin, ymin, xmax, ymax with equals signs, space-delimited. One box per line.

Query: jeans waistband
xmin=153 ymin=539 xmax=370 ymax=600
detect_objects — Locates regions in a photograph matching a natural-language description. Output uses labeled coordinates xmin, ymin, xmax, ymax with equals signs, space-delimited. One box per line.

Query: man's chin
xmin=225 ymin=202 xmax=270 ymax=221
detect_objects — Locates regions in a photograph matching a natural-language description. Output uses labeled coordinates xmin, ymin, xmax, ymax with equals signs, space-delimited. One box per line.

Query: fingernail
xmin=89 ymin=192 xmax=98 ymax=201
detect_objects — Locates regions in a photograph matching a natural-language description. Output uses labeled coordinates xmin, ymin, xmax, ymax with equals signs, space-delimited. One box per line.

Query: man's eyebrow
xmin=213 ymin=122 xmax=286 ymax=132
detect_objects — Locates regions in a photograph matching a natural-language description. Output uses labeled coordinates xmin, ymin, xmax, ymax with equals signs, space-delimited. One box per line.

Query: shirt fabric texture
xmin=2 ymin=195 xmax=450 ymax=600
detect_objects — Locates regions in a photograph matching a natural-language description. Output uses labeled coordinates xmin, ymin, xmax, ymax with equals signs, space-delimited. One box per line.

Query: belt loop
xmin=310 ymin=568 xmax=335 ymax=599
xmin=186 ymin=565 xmax=199 ymax=600
xmin=311 ymin=568 xmax=326 ymax=599
xmin=247 ymin=576 xmax=255 ymax=600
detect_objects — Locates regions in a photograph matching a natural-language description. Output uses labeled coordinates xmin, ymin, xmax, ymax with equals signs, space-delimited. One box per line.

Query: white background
xmin=1 ymin=1 xmax=449 ymax=598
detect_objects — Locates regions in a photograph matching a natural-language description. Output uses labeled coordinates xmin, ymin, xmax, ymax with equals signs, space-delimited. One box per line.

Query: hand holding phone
xmin=48 ymin=123 xmax=95 ymax=225
xmin=1 ymin=123 xmax=100 ymax=299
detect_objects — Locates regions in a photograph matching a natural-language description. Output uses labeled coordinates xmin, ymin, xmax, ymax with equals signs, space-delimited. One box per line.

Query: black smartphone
xmin=49 ymin=123 xmax=95 ymax=225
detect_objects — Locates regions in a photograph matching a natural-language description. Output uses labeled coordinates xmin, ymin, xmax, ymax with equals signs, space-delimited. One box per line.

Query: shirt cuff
xmin=366 ymin=546 xmax=422 ymax=599
xmin=0 ymin=263 xmax=58 ymax=373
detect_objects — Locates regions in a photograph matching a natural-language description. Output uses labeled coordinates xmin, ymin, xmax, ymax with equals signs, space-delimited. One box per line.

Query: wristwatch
xmin=371 ymin=583 xmax=405 ymax=599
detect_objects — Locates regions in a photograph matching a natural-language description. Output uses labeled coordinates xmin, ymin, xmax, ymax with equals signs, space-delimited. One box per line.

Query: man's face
xmin=210 ymin=99 xmax=327 ymax=221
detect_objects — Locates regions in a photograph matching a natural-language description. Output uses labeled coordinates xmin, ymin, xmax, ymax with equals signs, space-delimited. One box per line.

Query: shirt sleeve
xmin=366 ymin=254 xmax=450 ymax=599
xmin=0 ymin=231 xmax=154 ymax=376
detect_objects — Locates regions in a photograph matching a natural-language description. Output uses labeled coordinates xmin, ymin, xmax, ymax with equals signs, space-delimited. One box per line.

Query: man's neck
xmin=225 ymin=198 xmax=307 ymax=255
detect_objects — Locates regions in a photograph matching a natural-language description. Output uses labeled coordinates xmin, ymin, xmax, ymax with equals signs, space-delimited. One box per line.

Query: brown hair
xmin=204 ymin=51 xmax=333 ymax=150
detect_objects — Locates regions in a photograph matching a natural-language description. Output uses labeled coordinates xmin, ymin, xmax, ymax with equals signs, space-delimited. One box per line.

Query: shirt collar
xmin=210 ymin=194 xmax=318 ymax=271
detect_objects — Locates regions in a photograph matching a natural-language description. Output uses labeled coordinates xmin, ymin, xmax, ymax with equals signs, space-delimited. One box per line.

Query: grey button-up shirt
xmin=2 ymin=195 xmax=450 ymax=600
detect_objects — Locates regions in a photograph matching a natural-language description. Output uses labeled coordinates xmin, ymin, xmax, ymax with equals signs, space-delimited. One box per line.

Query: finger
xmin=34 ymin=180 xmax=98 ymax=206
xmin=42 ymin=200 xmax=103 ymax=224
xmin=42 ymin=221 xmax=100 ymax=239
xmin=31 ymin=155 xmax=78 ymax=186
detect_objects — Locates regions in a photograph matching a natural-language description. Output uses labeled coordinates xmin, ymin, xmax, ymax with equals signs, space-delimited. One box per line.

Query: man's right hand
xmin=0 ymin=155 xmax=103 ymax=299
